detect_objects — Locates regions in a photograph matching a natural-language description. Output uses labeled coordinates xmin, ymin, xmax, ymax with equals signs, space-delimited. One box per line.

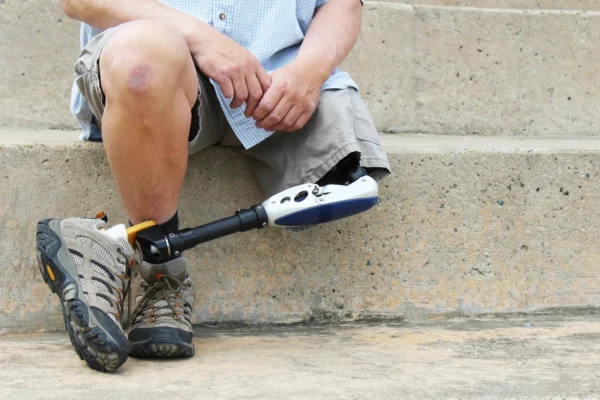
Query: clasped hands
xmin=192 ymin=31 xmax=323 ymax=133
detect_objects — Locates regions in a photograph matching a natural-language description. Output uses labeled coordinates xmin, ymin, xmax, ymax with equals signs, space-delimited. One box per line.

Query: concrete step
xmin=2 ymin=1 xmax=599 ymax=137
xmin=371 ymin=0 xmax=600 ymax=10
xmin=1 ymin=130 xmax=600 ymax=334
xmin=1 ymin=316 xmax=599 ymax=399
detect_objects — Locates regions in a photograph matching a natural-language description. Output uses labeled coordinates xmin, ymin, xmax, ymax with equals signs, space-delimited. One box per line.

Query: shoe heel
xmin=37 ymin=250 xmax=56 ymax=294
xmin=36 ymin=220 xmax=64 ymax=295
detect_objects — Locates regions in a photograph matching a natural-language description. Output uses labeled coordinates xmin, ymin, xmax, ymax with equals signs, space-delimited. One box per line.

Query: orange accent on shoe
xmin=95 ymin=211 xmax=106 ymax=219
xmin=46 ymin=265 xmax=56 ymax=281
xmin=156 ymin=272 xmax=163 ymax=280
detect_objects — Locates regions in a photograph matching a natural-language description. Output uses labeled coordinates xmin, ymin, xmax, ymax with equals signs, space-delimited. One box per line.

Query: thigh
xmin=73 ymin=23 xmax=223 ymax=154
xmin=243 ymin=88 xmax=392 ymax=196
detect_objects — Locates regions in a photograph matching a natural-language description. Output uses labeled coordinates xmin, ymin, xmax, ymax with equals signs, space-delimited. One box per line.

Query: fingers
xmin=290 ymin=110 xmax=313 ymax=131
xmin=221 ymin=64 xmax=269 ymax=112
xmin=229 ymin=74 xmax=248 ymax=109
xmin=256 ymin=96 xmax=293 ymax=132
xmin=270 ymin=105 xmax=303 ymax=132
xmin=219 ymin=77 xmax=235 ymax=100
xmin=253 ymin=86 xmax=284 ymax=123
xmin=244 ymin=74 xmax=263 ymax=117
xmin=256 ymin=68 xmax=271 ymax=92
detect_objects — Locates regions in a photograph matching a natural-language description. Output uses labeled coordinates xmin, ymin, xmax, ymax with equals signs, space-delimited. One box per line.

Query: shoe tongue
xmin=138 ymin=258 xmax=188 ymax=284
xmin=104 ymin=223 xmax=127 ymax=240
xmin=101 ymin=224 xmax=134 ymax=256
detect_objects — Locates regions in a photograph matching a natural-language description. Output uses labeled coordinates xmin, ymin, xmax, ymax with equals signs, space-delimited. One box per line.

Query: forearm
xmin=61 ymin=0 xmax=212 ymax=50
xmin=295 ymin=0 xmax=362 ymax=86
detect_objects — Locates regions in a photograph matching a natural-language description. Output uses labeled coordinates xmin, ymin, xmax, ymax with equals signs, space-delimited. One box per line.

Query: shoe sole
xmin=129 ymin=342 xmax=194 ymax=358
xmin=129 ymin=327 xmax=195 ymax=358
xmin=36 ymin=219 xmax=129 ymax=372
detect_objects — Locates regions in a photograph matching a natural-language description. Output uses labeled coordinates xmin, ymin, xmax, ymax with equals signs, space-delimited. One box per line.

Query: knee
xmin=100 ymin=21 xmax=193 ymax=100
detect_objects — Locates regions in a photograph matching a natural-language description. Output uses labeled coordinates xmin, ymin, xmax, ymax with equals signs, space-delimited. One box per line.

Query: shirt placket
xmin=213 ymin=0 xmax=233 ymax=36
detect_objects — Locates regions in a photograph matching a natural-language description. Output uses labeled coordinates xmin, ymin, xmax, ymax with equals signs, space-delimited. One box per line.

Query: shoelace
xmin=117 ymin=249 xmax=139 ymax=329
xmin=103 ymin=254 xmax=132 ymax=324
xmin=129 ymin=275 xmax=185 ymax=328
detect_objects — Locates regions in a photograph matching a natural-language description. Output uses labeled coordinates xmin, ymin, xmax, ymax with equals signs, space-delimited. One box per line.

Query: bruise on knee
xmin=125 ymin=63 xmax=153 ymax=94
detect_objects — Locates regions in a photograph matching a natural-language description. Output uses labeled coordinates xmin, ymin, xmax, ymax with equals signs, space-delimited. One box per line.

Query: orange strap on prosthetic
xmin=126 ymin=221 xmax=157 ymax=246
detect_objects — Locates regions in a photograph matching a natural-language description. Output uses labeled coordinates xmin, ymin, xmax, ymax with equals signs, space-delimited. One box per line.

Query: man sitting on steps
xmin=37 ymin=0 xmax=391 ymax=372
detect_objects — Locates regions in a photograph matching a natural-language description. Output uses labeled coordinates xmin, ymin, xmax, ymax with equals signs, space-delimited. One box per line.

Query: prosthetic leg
xmin=127 ymin=153 xmax=379 ymax=263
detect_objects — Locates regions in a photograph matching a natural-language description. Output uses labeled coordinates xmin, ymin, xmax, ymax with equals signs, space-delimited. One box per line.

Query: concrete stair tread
xmin=1 ymin=316 xmax=599 ymax=399
xmin=4 ymin=129 xmax=600 ymax=151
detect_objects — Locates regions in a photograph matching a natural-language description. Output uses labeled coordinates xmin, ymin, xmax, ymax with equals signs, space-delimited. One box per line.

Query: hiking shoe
xmin=128 ymin=257 xmax=195 ymax=358
xmin=36 ymin=218 xmax=133 ymax=372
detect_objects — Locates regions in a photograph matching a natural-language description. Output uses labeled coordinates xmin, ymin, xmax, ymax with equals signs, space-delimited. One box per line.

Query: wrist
xmin=290 ymin=58 xmax=332 ymax=88
xmin=179 ymin=17 xmax=212 ymax=53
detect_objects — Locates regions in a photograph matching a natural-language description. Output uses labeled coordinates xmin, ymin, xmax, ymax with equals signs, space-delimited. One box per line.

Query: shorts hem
xmin=301 ymin=142 xmax=392 ymax=185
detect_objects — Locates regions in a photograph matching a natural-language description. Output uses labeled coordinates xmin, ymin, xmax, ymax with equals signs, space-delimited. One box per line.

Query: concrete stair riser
xmin=2 ymin=1 xmax=599 ymax=136
xmin=1 ymin=132 xmax=599 ymax=334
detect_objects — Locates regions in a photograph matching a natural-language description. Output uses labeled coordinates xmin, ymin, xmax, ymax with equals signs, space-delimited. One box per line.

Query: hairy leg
xmin=99 ymin=21 xmax=198 ymax=224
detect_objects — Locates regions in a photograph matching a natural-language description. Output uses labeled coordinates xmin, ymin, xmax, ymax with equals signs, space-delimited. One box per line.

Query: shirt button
xmin=219 ymin=13 xmax=226 ymax=20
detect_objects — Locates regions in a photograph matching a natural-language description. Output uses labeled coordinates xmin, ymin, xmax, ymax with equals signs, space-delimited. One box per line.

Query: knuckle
xmin=248 ymin=90 xmax=260 ymax=101
xmin=220 ymin=69 xmax=231 ymax=79
xmin=249 ymin=89 xmax=262 ymax=101
xmin=263 ymin=118 xmax=276 ymax=127
xmin=277 ymin=80 xmax=289 ymax=91
xmin=223 ymin=65 xmax=239 ymax=76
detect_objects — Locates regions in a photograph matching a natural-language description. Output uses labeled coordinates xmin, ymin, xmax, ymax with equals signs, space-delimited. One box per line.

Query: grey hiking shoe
xmin=129 ymin=257 xmax=195 ymax=358
xmin=36 ymin=217 xmax=134 ymax=372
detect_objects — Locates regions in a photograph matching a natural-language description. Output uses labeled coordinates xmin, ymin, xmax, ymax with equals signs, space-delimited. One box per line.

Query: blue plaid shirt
xmin=71 ymin=0 xmax=359 ymax=149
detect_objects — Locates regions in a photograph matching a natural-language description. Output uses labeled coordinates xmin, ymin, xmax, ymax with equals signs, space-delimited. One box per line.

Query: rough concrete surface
xmin=0 ymin=0 xmax=79 ymax=129
xmin=371 ymin=0 xmax=600 ymax=10
xmin=2 ymin=1 xmax=600 ymax=137
xmin=1 ymin=131 xmax=600 ymax=334
xmin=342 ymin=3 xmax=600 ymax=136
xmin=1 ymin=316 xmax=599 ymax=399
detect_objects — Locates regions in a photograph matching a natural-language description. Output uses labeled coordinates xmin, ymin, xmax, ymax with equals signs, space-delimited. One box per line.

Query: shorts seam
xmin=283 ymin=148 xmax=306 ymax=179
xmin=348 ymin=88 xmax=361 ymax=140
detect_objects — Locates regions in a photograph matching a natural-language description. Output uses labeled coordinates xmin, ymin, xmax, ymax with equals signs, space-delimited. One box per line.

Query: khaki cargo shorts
xmin=74 ymin=25 xmax=392 ymax=196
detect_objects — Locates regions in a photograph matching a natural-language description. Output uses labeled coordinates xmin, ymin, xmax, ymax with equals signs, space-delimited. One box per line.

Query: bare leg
xmin=99 ymin=21 xmax=198 ymax=225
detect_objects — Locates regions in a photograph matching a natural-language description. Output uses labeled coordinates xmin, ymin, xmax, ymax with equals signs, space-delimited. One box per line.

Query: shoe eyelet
xmin=116 ymin=248 xmax=123 ymax=255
